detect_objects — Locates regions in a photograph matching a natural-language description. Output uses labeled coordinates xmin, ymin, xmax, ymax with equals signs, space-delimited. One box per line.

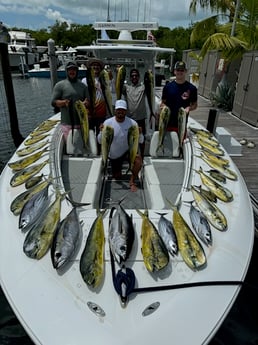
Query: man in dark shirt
xmin=161 ymin=61 xmax=198 ymax=132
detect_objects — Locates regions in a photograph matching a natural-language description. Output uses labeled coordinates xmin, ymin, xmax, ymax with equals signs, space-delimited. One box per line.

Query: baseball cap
xmin=115 ymin=99 xmax=127 ymax=110
xmin=174 ymin=61 xmax=187 ymax=70
xmin=66 ymin=61 xmax=78 ymax=70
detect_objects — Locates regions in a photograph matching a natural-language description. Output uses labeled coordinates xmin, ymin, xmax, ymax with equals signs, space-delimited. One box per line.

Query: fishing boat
xmin=0 ymin=21 xmax=254 ymax=345
xmin=27 ymin=64 xmax=87 ymax=79
xmin=8 ymin=30 xmax=38 ymax=70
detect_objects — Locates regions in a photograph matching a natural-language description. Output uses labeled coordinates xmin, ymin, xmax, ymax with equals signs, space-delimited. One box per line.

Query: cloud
xmin=0 ymin=0 xmax=212 ymax=30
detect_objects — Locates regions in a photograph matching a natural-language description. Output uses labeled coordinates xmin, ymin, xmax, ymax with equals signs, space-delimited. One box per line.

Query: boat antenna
xmin=107 ymin=0 xmax=111 ymax=22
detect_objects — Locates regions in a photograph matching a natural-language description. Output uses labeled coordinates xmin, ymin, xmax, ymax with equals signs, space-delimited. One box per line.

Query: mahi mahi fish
xmin=79 ymin=209 xmax=106 ymax=288
xmin=128 ymin=125 xmax=139 ymax=172
xmin=19 ymin=182 xmax=50 ymax=233
xmin=197 ymin=136 xmax=224 ymax=156
xmin=201 ymin=154 xmax=238 ymax=181
xmin=16 ymin=140 xmax=49 ymax=157
xmin=25 ymin=174 xmax=44 ymax=189
xmin=99 ymin=69 xmax=113 ymax=117
xmin=156 ymin=105 xmax=171 ymax=154
xmin=75 ymin=100 xmax=89 ymax=149
xmin=24 ymin=133 xmax=49 ymax=146
xmin=200 ymin=150 xmax=229 ymax=167
xmin=168 ymin=202 xmax=207 ymax=270
xmin=10 ymin=178 xmax=52 ymax=215
xmin=108 ymin=202 xmax=135 ymax=264
xmin=115 ymin=65 xmax=126 ymax=100
xmin=51 ymin=207 xmax=82 ymax=270
xmin=191 ymin=185 xmax=227 ymax=231
xmin=196 ymin=166 xmax=233 ymax=202
xmin=86 ymin=67 xmax=96 ymax=116
xmin=8 ymin=147 xmax=48 ymax=171
xmin=156 ymin=212 xmax=178 ymax=256
xmin=136 ymin=209 xmax=169 ymax=273
xmin=178 ymin=107 xmax=188 ymax=155
xmin=144 ymin=70 xmax=154 ymax=115
xmin=101 ymin=125 xmax=114 ymax=171
xmin=10 ymin=160 xmax=49 ymax=187
xmin=23 ymin=190 xmax=64 ymax=260
xmin=189 ymin=203 xmax=212 ymax=247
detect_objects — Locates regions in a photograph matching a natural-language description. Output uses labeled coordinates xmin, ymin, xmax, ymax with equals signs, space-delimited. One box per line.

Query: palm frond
xmin=200 ymin=33 xmax=248 ymax=60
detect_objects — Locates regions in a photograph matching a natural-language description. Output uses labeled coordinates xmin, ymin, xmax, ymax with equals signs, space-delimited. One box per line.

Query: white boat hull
xmin=0 ymin=114 xmax=254 ymax=345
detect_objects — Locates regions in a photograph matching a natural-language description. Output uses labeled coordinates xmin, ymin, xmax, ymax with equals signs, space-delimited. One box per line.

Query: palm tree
xmin=189 ymin=0 xmax=258 ymax=110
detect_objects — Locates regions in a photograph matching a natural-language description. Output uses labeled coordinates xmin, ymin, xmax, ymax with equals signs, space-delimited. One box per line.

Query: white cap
xmin=115 ymin=99 xmax=127 ymax=110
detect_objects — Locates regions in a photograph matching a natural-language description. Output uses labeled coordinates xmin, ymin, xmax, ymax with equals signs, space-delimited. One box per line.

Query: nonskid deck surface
xmin=61 ymin=154 xmax=185 ymax=210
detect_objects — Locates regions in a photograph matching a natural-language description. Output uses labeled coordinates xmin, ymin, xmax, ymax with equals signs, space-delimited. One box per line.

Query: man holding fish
xmin=123 ymin=68 xmax=155 ymax=157
xmin=51 ymin=60 xmax=89 ymax=142
xmin=97 ymin=99 xmax=143 ymax=192
xmin=161 ymin=61 xmax=198 ymax=136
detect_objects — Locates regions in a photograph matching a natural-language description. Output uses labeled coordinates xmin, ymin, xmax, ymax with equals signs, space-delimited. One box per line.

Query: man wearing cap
xmin=123 ymin=68 xmax=154 ymax=157
xmin=97 ymin=99 xmax=143 ymax=192
xmin=82 ymin=58 xmax=107 ymax=153
xmin=51 ymin=60 xmax=89 ymax=142
xmin=161 ymin=61 xmax=197 ymax=132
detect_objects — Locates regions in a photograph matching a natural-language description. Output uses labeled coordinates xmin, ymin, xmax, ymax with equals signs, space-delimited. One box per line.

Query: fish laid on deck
xmin=191 ymin=185 xmax=228 ymax=231
xmin=19 ymin=182 xmax=50 ymax=233
xmin=137 ymin=209 xmax=169 ymax=273
xmin=24 ymin=133 xmax=49 ymax=146
xmin=168 ymin=202 xmax=207 ymax=271
xmin=16 ymin=140 xmax=49 ymax=157
xmin=23 ymin=190 xmax=64 ymax=260
xmin=189 ymin=203 xmax=212 ymax=247
xmin=10 ymin=160 xmax=49 ymax=187
xmin=156 ymin=212 xmax=178 ymax=256
xmin=8 ymin=147 xmax=48 ymax=171
xmin=79 ymin=209 xmax=106 ymax=288
xmin=108 ymin=202 xmax=135 ymax=264
xmin=51 ymin=207 xmax=82 ymax=270
xmin=196 ymin=167 xmax=233 ymax=202
xmin=201 ymin=154 xmax=238 ymax=181
xmin=10 ymin=179 xmax=52 ymax=216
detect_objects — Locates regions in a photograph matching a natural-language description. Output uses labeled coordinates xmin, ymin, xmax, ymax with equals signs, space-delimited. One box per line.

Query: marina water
xmin=0 ymin=76 xmax=258 ymax=345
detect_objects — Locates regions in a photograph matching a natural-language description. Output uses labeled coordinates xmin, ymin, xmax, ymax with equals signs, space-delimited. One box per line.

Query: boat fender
xmin=113 ymin=265 xmax=135 ymax=307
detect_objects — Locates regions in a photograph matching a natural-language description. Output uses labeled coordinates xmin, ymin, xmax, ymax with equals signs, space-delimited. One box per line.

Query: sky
xmin=0 ymin=0 xmax=212 ymax=31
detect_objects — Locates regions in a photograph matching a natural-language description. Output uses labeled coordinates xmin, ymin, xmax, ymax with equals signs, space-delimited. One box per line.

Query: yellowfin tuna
xmin=79 ymin=209 xmax=106 ymax=288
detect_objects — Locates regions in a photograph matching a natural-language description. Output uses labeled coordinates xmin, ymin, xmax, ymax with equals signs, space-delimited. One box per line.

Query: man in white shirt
xmin=97 ymin=99 xmax=143 ymax=192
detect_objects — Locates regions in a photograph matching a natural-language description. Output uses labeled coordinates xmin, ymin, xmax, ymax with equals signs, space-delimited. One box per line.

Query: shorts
xmin=110 ymin=151 xmax=129 ymax=173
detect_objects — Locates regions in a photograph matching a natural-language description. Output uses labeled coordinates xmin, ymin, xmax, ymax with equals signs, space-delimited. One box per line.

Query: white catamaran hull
xmin=0 ymin=113 xmax=254 ymax=345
